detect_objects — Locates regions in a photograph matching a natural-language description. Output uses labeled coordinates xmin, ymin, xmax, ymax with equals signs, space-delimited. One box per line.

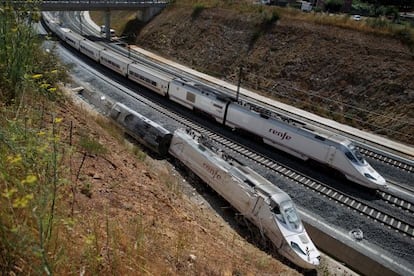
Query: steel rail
xmin=50 ymin=11 xmax=414 ymax=239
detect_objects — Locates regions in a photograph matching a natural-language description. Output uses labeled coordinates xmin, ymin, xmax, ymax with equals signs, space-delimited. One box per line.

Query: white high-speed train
xmin=42 ymin=14 xmax=386 ymax=190
xmin=108 ymin=101 xmax=321 ymax=269
xmin=169 ymin=128 xmax=321 ymax=269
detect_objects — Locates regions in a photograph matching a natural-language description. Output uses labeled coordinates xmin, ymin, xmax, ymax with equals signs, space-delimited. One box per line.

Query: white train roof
xmin=181 ymin=128 xmax=290 ymax=201
xmin=235 ymin=100 xmax=350 ymax=146
xmin=172 ymin=79 xmax=233 ymax=101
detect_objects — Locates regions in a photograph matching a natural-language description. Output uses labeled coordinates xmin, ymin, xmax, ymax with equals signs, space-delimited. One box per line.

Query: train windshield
xmin=276 ymin=201 xmax=303 ymax=232
xmin=345 ymin=143 xmax=366 ymax=165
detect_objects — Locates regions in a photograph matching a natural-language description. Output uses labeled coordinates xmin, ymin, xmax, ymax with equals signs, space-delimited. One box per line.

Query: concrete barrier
xmin=300 ymin=210 xmax=413 ymax=276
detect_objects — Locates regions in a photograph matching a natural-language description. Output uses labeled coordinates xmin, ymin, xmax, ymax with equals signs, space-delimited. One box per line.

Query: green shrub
xmin=394 ymin=27 xmax=414 ymax=52
xmin=249 ymin=10 xmax=280 ymax=49
xmin=192 ymin=3 xmax=205 ymax=20
xmin=324 ymin=0 xmax=343 ymax=13
xmin=261 ymin=10 xmax=280 ymax=31
xmin=366 ymin=17 xmax=391 ymax=29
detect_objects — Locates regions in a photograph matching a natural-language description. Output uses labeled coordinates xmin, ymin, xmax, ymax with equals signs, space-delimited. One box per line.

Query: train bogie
xmin=128 ymin=63 xmax=173 ymax=96
xmin=64 ymin=30 xmax=84 ymax=51
xmin=168 ymin=79 xmax=229 ymax=124
xmin=110 ymin=103 xmax=172 ymax=156
xmin=169 ymin=128 xmax=320 ymax=269
xmin=99 ymin=50 xmax=131 ymax=77
xmin=80 ymin=40 xmax=105 ymax=62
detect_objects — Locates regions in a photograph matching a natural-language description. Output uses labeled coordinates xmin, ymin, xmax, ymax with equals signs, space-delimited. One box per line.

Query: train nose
xmin=308 ymin=251 xmax=320 ymax=266
xmin=365 ymin=165 xmax=387 ymax=188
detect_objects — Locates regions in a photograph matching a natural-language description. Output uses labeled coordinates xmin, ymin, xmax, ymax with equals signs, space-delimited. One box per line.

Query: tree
xmin=325 ymin=0 xmax=344 ymax=12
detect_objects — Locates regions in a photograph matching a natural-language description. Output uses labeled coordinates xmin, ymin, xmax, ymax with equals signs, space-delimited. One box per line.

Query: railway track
xmin=166 ymin=107 xmax=414 ymax=240
xmin=56 ymin=12 xmax=414 ymax=241
xmin=358 ymin=146 xmax=413 ymax=174
xmin=65 ymin=12 xmax=414 ymax=173
xmin=73 ymin=54 xmax=414 ymax=240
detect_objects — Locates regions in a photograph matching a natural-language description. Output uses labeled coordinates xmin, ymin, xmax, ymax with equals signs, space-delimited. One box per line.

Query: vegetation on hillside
xmin=1 ymin=3 xmax=65 ymax=273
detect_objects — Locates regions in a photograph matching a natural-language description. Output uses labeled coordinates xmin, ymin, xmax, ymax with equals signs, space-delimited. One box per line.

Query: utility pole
xmin=79 ymin=12 xmax=82 ymax=35
xmin=236 ymin=65 xmax=243 ymax=102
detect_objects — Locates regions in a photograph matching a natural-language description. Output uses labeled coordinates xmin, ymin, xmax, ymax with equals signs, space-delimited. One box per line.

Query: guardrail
xmin=2 ymin=0 xmax=169 ymax=11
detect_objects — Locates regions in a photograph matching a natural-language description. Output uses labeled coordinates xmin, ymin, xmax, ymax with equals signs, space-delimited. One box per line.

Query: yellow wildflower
xmin=7 ymin=154 xmax=22 ymax=164
xmin=54 ymin=117 xmax=63 ymax=123
xmin=85 ymin=234 xmax=95 ymax=245
xmin=40 ymin=83 xmax=51 ymax=89
xmin=48 ymin=87 xmax=57 ymax=93
xmin=31 ymin=74 xmax=43 ymax=80
xmin=21 ymin=175 xmax=37 ymax=185
xmin=37 ymin=144 xmax=48 ymax=154
xmin=2 ymin=188 xmax=18 ymax=199
xmin=12 ymin=194 xmax=34 ymax=208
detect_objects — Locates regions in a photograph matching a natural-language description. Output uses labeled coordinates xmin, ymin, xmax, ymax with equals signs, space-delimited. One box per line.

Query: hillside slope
xmin=114 ymin=3 xmax=414 ymax=144
xmin=50 ymin=90 xmax=302 ymax=275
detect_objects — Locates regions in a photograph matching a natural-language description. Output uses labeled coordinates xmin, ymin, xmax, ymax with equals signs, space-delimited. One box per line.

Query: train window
xmin=271 ymin=203 xmax=285 ymax=223
xmin=345 ymin=151 xmax=357 ymax=163
xmin=290 ymin=241 xmax=306 ymax=256
xmin=244 ymin=179 xmax=255 ymax=188
xmin=280 ymin=201 xmax=303 ymax=232
xmin=186 ymin=92 xmax=196 ymax=103
xmin=364 ymin=173 xmax=376 ymax=180
xmin=345 ymin=144 xmax=366 ymax=165
xmin=198 ymin=144 xmax=206 ymax=152
xmin=349 ymin=143 xmax=366 ymax=164
xmin=271 ymin=205 xmax=280 ymax=214
xmin=124 ymin=114 xmax=134 ymax=124
xmin=315 ymin=135 xmax=325 ymax=141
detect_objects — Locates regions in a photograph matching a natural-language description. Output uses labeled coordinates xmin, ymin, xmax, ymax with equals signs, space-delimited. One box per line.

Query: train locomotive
xmin=41 ymin=13 xmax=386 ymax=189
xmin=106 ymin=101 xmax=321 ymax=269
xmin=169 ymin=128 xmax=321 ymax=269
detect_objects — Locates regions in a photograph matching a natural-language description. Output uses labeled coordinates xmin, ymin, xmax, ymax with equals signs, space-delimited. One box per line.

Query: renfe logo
xmin=269 ymin=128 xmax=292 ymax=141
xmin=203 ymin=162 xmax=221 ymax=180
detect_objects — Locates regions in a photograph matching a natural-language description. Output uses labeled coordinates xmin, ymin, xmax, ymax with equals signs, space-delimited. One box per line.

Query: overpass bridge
xmin=4 ymin=0 xmax=169 ymax=39
xmin=3 ymin=0 xmax=169 ymax=11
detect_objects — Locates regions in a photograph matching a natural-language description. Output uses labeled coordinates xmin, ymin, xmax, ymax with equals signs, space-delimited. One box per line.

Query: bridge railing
xmin=2 ymin=0 xmax=169 ymax=11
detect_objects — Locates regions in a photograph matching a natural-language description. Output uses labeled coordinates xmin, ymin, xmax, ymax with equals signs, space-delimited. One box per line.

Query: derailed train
xmin=110 ymin=102 xmax=321 ymax=269
xmin=42 ymin=14 xmax=386 ymax=189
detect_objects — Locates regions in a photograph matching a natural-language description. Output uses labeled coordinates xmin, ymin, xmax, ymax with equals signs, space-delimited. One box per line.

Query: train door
xmin=252 ymin=196 xmax=265 ymax=217
xmin=251 ymin=196 xmax=267 ymax=236
xmin=326 ymin=145 xmax=337 ymax=165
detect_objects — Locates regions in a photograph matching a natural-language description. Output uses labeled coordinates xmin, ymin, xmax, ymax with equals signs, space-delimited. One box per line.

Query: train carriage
xmin=110 ymin=103 xmax=172 ymax=156
xmin=80 ymin=40 xmax=105 ymax=62
xmin=168 ymin=79 xmax=230 ymax=124
xmin=99 ymin=49 xmax=131 ymax=77
xmin=64 ymin=30 xmax=83 ymax=51
xmin=128 ymin=63 xmax=174 ymax=96
xmin=55 ymin=27 xmax=70 ymax=42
